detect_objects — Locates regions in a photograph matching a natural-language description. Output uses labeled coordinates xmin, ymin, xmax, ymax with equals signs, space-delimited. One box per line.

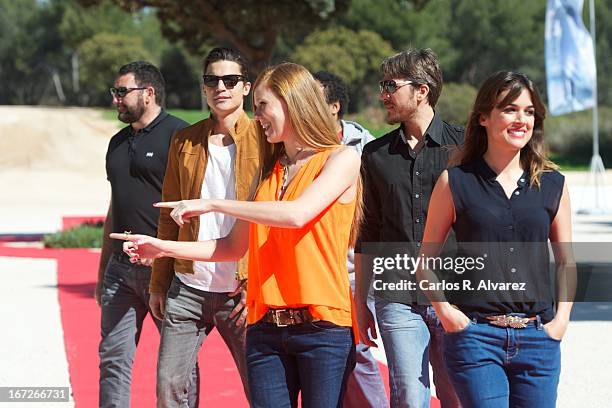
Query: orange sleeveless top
xmin=246 ymin=149 xmax=356 ymax=328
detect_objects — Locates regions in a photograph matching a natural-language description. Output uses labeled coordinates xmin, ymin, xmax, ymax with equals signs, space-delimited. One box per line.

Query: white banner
xmin=545 ymin=0 xmax=596 ymax=115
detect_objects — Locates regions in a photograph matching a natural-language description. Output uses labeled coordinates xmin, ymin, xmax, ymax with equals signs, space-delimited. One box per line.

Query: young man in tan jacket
xmin=149 ymin=47 xmax=262 ymax=407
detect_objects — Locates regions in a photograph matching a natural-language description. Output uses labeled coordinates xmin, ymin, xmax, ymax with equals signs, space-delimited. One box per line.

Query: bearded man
xmin=95 ymin=61 xmax=198 ymax=408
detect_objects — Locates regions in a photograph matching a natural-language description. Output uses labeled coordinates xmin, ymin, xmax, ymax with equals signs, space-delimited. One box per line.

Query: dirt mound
xmin=0 ymin=106 xmax=119 ymax=175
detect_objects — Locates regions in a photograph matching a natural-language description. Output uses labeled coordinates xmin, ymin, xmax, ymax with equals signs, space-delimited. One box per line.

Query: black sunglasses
xmin=110 ymin=87 xmax=147 ymax=98
xmin=202 ymin=74 xmax=246 ymax=89
xmin=379 ymin=79 xmax=419 ymax=94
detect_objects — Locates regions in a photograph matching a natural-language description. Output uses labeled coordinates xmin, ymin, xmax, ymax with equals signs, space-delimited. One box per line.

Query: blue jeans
xmin=443 ymin=317 xmax=561 ymax=408
xmin=375 ymin=298 xmax=460 ymax=408
xmin=156 ymin=276 xmax=248 ymax=407
xmin=99 ymin=253 xmax=199 ymax=408
xmin=246 ymin=320 xmax=356 ymax=408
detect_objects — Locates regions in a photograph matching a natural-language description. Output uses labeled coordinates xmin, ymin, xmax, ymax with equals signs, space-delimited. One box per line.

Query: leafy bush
xmin=291 ymin=26 xmax=395 ymax=111
xmin=345 ymin=106 xmax=394 ymax=137
xmin=43 ymin=221 xmax=104 ymax=248
xmin=292 ymin=27 xmax=395 ymax=86
xmin=436 ymin=82 xmax=478 ymax=126
xmin=546 ymin=106 xmax=612 ymax=168
xmin=161 ymin=46 xmax=201 ymax=110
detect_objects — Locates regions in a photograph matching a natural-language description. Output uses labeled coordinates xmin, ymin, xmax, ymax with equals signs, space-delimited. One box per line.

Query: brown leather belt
xmin=486 ymin=315 xmax=537 ymax=329
xmin=261 ymin=308 xmax=315 ymax=327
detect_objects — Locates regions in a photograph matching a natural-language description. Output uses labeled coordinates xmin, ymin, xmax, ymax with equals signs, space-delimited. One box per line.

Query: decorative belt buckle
xmin=272 ymin=309 xmax=289 ymax=327
xmin=489 ymin=315 xmax=529 ymax=329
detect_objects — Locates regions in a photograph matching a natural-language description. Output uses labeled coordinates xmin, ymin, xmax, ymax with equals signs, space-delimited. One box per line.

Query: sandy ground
xmin=0 ymin=106 xmax=116 ymax=172
xmin=0 ymin=106 xmax=116 ymax=232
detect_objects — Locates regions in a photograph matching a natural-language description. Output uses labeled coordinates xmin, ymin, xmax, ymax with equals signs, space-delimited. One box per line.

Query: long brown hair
xmin=253 ymin=63 xmax=363 ymax=245
xmin=452 ymin=71 xmax=557 ymax=186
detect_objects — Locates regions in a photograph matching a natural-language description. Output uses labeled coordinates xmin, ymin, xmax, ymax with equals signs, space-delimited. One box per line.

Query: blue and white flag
xmin=545 ymin=0 xmax=596 ymax=116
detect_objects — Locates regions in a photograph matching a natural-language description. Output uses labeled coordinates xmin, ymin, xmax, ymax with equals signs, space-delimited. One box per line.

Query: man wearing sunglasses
xmin=98 ymin=61 xmax=198 ymax=407
xmin=149 ymin=47 xmax=261 ymax=406
xmin=355 ymin=49 xmax=464 ymax=408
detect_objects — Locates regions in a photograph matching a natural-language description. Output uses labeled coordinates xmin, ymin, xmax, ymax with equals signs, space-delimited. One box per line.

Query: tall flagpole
xmin=581 ymin=0 xmax=606 ymax=213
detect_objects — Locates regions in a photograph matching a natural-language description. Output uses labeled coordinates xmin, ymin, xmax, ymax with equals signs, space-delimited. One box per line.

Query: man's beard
xmin=385 ymin=111 xmax=400 ymax=125
xmin=117 ymin=97 xmax=146 ymax=124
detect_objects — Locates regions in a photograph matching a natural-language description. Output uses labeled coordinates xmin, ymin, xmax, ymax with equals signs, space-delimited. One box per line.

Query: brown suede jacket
xmin=150 ymin=111 xmax=263 ymax=295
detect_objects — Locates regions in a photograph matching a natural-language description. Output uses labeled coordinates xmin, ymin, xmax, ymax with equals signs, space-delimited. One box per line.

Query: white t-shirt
xmin=177 ymin=142 xmax=238 ymax=292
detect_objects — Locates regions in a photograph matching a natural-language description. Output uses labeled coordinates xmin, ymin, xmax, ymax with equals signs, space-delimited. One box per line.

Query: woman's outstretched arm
xmin=110 ymin=219 xmax=250 ymax=262
xmin=158 ymin=147 xmax=360 ymax=229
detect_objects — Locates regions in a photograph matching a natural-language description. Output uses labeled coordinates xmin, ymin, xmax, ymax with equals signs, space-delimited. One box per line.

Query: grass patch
xmin=167 ymin=109 xmax=210 ymax=124
xmin=549 ymin=153 xmax=590 ymax=171
xmin=101 ymin=108 xmax=212 ymax=127
xmin=43 ymin=221 xmax=104 ymax=248
xmin=101 ymin=108 xmax=395 ymax=135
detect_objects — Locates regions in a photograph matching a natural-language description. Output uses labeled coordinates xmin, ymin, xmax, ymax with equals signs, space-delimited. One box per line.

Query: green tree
xmin=0 ymin=0 xmax=69 ymax=104
xmin=78 ymin=32 xmax=151 ymax=105
xmin=292 ymin=27 xmax=394 ymax=85
xmin=336 ymin=0 xmax=454 ymax=68
xmin=446 ymin=0 xmax=545 ymax=87
xmin=435 ymin=82 xmax=478 ymax=126
xmin=79 ymin=0 xmax=351 ymax=77
xmin=291 ymin=27 xmax=395 ymax=110
xmin=591 ymin=0 xmax=612 ymax=105
xmin=338 ymin=0 xmax=547 ymax=93
xmin=60 ymin=0 xmax=170 ymax=62
xmin=161 ymin=46 xmax=201 ymax=109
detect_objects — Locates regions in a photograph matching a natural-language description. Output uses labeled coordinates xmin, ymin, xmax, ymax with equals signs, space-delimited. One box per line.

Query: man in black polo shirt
xmin=95 ymin=61 xmax=197 ymax=408
xmin=355 ymin=49 xmax=464 ymax=407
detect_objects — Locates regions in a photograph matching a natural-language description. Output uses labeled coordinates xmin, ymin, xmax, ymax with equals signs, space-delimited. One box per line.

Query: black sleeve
xmin=355 ymin=150 xmax=382 ymax=253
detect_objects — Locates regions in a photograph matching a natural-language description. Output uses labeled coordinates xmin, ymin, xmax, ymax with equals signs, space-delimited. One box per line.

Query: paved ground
xmin=1 ymin=106 xmax=612 ymax=406
xmin=0 ymin=257 xmax=74 ymax=407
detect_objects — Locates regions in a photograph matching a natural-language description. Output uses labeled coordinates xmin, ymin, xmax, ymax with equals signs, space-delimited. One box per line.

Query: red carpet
xmin=0 ymin=245 xmax=441 ymax=407
xmin=0 ymin=246 xmax=246 ymax=407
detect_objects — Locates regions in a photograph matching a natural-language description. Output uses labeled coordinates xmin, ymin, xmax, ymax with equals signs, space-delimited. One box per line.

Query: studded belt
xmin=485 ymin=315 xmax=537 ymax=329
xmin=261 ymin=308 xmax=315 ymax=327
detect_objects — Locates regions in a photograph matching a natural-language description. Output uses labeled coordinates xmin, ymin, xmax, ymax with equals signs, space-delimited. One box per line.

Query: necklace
xmin=278 ymin=147 xmax=312 ymax=200
xmin=278 ymin=153 xmax=292 ymax=200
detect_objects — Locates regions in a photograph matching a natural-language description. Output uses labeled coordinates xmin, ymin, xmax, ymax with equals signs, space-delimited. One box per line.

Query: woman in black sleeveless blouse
xmin=418 ymin=71 xmax=573 ymax=407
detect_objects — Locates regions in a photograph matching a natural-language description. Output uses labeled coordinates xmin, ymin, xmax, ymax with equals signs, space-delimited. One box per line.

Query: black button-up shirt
xmin=357 ymin=114 xmax=464 ymax=248
xmin=447 ymin=158 xmax=565 ymax=322
xmin=356 ymin=114 xmax=463 ymax=303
